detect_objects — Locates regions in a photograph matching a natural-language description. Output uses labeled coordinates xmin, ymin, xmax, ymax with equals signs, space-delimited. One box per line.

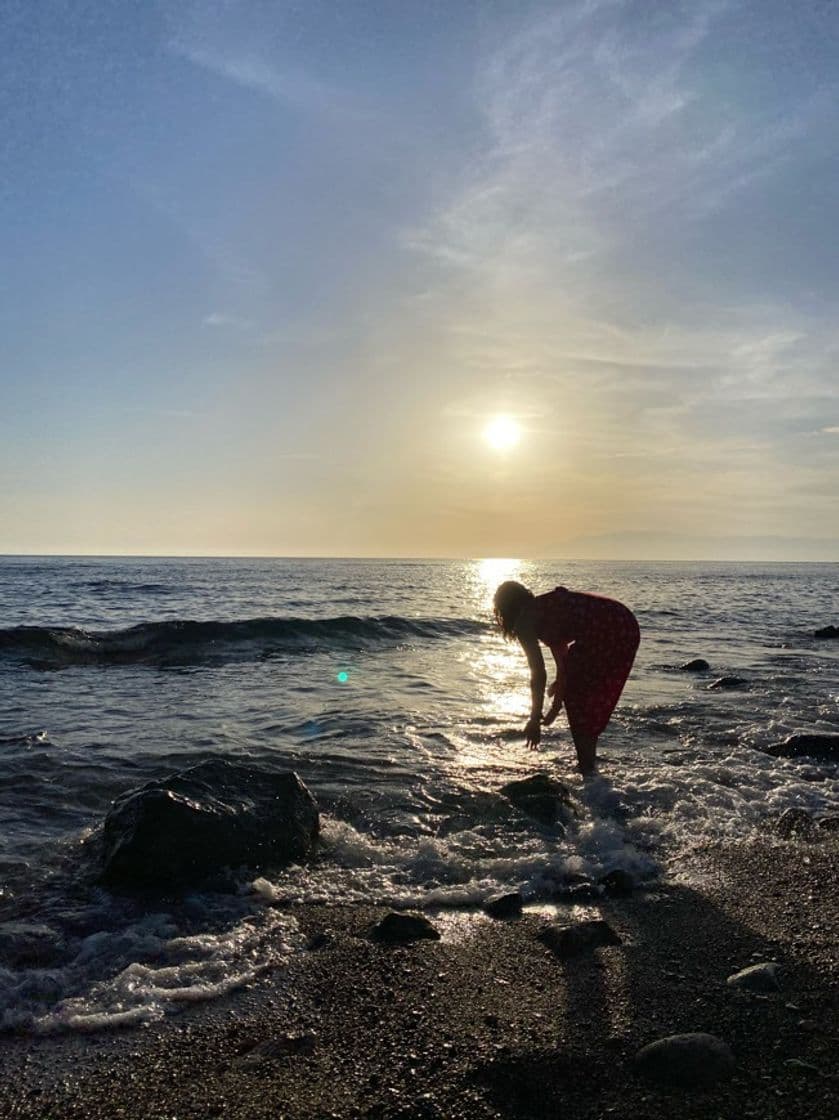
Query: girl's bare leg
xmin=571 ymin=729 xmax=598 ymax=776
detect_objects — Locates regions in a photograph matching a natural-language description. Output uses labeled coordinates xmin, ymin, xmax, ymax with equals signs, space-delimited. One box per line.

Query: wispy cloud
xmin=169 ymin=39 xmax=365 ymax=121
xmin=410 ymin=0 xmax=815 ymax=283
xmin=391 ymin=0 xmax=839 ymax=543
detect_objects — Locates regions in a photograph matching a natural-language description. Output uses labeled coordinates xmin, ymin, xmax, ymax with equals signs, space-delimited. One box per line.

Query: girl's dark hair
xmin=493 ymin=580 xmax=534 ymax=639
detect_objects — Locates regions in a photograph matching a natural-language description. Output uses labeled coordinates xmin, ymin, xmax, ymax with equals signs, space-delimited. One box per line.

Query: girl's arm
xmin=543 ymin=642 xmax=570 ymax=725
xmin=515 ymin=612 xmax=546 ymax=748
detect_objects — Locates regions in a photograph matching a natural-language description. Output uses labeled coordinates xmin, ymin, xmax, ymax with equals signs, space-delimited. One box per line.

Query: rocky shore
xmin=1 ymin=837 xmax=837 ymax=1120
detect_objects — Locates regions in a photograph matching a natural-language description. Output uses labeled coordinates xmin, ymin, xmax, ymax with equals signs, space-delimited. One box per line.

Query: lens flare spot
xmin=337 ymin=670 xmax=349 ymax=683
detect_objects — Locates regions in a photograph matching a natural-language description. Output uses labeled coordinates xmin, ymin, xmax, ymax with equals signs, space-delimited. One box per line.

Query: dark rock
xmin=814 ymin=625 xmax=839 ymax=640
xmin=499 ymin=772 xmax=574 ymax=827
xmin=680 ymin=658 xmax=710 ymax=672
xmin=726 ymin=962 xmax=781 ymax=992
xmin=634 ymin=1033 xmax=735 ymax=1088
xmin=599 ymin=869 xmax=635 ymax=895
xmin=707 ymin=676 xmax=747 ymax=691
xmin=776 ymin=808 xmax=816 ymax=839
xmin=484 ymin=892 xmax=523 ymax=919
xmin=765 ymin=734 xmax=839 ymax=761
xmin=100 ymin=759 xmax=319 ymax=889
xmin=371 ymin=912 xmax=441 ymax=944
xmin=538 ymin=919 xmax=621 ymax=958
xmin=817 ymin=815 xmax=839 ymax=833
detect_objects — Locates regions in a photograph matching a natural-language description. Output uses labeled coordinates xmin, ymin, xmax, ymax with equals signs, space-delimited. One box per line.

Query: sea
xmin=1 ymin=556 xmax=837 ymax=1033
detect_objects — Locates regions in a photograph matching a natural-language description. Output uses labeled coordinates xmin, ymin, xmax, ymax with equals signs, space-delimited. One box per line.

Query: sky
xmin=2 ymin=0 xmax=838 ymax=559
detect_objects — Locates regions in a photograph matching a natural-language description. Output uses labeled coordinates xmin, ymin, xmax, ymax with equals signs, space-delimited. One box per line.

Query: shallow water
xmin=1 ymin=556 xmax=837 ymax=1031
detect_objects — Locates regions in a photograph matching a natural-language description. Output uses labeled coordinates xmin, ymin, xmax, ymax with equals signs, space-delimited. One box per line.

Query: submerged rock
xmin=680 ymin=658 xmax=710 ymax=672
xmin=538 ymin=919 xmax=621 ymax=958
xmin=484 ymin=892 xmax=523 ymax=919
xmin=814 ymin=624 xmax=839 ymax=640
xmin=765 ymin=734 xmax=839 ymax=761
xmin=499 ymin=772 xmax=574 ymax=827
xmin=707 ymin=676 xmax=748 ymax=691
xmin=634 ymin=1033 xmax=735 ymax=1088
xmin=726 ymin=962 xmax=781 ymax=993
xmin=371 ymin=912 xmax=441 ymax=943
xmin=100 ymin=759 xmax=319 ymax=889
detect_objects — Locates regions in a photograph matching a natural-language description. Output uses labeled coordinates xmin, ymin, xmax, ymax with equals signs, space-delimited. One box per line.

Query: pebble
xmin=538 ymin=919 xmax=622 ymax=959
xmin=726 ymin=962 xmax=781 ymax=993
xmin=633 ymin=1032 xmax=735 ymax=1088
xmin=483 ymin=892 xmax=523 ymax=919
xmin=371 ymin=912 xmax=441 ymax=944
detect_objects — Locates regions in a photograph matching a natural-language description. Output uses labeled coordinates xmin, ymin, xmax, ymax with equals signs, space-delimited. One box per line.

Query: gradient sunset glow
xmin=2 ymin=2 xmax=838 ymax=559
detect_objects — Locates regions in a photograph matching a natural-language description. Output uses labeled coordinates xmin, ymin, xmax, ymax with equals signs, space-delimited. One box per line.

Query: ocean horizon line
xmin=1 ymin=553 xmax=838 ymax=565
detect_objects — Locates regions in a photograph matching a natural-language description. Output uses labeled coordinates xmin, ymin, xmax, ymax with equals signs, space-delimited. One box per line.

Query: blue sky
xmin=2 ymin=0 xmax=838 ymax=557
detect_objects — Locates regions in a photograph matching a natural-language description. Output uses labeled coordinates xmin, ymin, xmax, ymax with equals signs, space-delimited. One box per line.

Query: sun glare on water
xmin=483 ymin=415 xmax=521 ymax=451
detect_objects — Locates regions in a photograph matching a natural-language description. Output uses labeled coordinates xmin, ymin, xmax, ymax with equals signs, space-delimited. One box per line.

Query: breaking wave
xmin=0 ymin=615 xmax=489 ymax=668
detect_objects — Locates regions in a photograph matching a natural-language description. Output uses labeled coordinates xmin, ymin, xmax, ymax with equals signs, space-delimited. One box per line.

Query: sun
xmin=483 ymin=415 xmax=521 ymax=451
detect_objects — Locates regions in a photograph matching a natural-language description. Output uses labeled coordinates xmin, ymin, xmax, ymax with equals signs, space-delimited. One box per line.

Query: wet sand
xmin=1 ymin=837 xmax=837 ymax=1120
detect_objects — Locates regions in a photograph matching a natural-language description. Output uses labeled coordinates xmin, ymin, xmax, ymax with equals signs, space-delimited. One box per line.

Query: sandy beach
xmin=1 ymin=835 xmax=836 ymax=1120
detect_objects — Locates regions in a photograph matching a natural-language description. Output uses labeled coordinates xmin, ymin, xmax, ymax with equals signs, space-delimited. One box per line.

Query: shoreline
xmin=1 ymin=837 xmax=837 ymax=1119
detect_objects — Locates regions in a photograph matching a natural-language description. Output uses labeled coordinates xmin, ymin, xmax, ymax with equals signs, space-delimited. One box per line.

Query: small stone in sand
xmin=538 ymin=919 xmax=621 ymax=959
xmin=633 ymin=1032 xmax=735 ymax=1088
xmin=483 ymin=892 xmax=523 ymax=919
xmin=371 ymin=912 xmax=441 ymax=943
xmin=726 ymin=962 xmax=781 ymax=993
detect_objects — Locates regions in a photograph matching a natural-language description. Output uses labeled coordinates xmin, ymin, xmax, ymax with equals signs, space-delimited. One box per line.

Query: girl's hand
xmin=524 ymin=717 xmax=542 ymax=749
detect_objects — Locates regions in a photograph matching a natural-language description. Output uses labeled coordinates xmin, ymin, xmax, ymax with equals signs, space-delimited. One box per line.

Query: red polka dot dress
xmin=534 ymin=587 xmax=640 ymax=740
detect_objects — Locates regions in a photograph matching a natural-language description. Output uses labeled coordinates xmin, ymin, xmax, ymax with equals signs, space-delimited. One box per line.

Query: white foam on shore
xmin=255 ymin=744 xmax=839 ymax=907
xmin=1 ymin=908 xmax=301 ymax=1034
xmin=2 ymin=745 xmax=836 ymax=1035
